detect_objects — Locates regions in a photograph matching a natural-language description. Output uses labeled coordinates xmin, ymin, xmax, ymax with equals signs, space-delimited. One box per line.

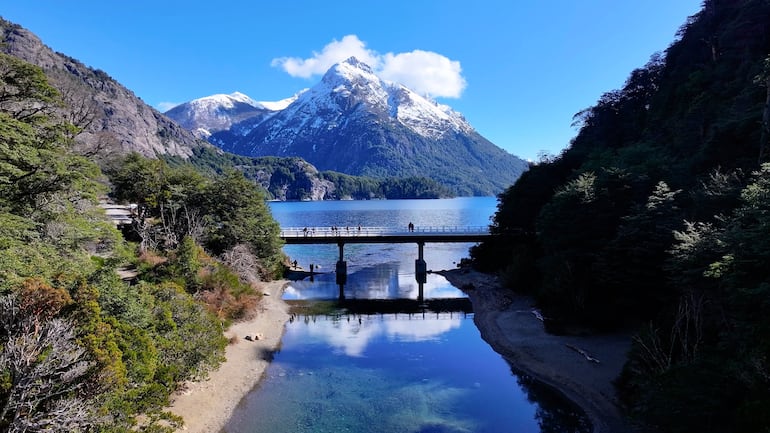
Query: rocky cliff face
xmin=0 ymin=18 xmax=208 ymax=160
xmin=234 ymin=156 xmax=337 ymax=201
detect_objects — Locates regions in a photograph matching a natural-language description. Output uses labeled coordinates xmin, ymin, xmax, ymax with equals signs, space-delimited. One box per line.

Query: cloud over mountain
xmin=270 ymin=35 xmax=466 ymax=98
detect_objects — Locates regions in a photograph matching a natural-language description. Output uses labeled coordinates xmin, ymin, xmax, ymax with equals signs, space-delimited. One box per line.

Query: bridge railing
xmin=279 ymin=225 xmax=490 ymax=238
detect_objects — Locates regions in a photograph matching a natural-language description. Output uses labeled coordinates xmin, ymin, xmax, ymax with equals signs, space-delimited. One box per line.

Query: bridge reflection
xmin=286 ymin=297 xmax=473 ymax=320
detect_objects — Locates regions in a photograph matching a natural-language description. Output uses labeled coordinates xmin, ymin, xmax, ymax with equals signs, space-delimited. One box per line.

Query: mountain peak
xmin=165 ymin=91 xmax=276 ymax=139
xmin=188 ymin=92 xmax=258 ymax=110
xmin=340 ymin=56 xmax=372 ymax=71
xmin=0 ymin=18 xmax=203 ymax=159
xmin=324 ymin=56 xmax=379 ymax=86
xmin=166 ymin=59 xmax=528 ymax=195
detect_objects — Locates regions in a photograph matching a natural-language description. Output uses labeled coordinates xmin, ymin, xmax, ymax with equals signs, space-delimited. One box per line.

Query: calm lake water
xmin=224 ymin=198 xmax=590 ymax=433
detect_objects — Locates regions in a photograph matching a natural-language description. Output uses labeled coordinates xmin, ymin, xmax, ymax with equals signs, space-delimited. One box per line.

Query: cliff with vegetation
xmin=0 ymin=52 xmax=286 ymax=431
xmin=471 ymin=1 xmax=770 ymax=431
xmin=0 ymin=17 xmax=208 ymax=160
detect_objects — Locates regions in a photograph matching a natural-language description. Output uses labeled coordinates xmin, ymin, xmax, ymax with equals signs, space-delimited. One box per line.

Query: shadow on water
xmin=515 ymin=371 xmax=593 ymax=433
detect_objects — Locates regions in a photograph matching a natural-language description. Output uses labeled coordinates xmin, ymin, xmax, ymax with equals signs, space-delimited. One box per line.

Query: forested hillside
xmin=472 ymin=0 xmax=770 ymax=431
xmin=0 ymin=53 xmax=285 ymax=431
xmin=170 ymin=147 xmax=454 ymax=200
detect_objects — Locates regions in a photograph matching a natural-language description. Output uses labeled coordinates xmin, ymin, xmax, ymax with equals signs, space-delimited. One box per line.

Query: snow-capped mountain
xmin=246 ymin=57 xmax=476 ymax=144
xmin=164 ymin=91 xmax=299 ymax=139
xmin=173 ymin=57 xmax=528 ymax=195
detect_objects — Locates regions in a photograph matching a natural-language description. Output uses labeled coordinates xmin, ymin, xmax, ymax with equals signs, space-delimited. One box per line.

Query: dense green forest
xmin=168 ymin=146 xmax=454 ymax=200
xmin=0 ymin=53 xmax=285 ymax=431
xmin=471 ymin=1 xmax=770 ymax=431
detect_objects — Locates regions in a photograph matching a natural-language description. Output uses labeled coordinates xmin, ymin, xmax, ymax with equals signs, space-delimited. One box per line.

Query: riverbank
xmin=439 ymin=269 xmax=640 ymax=433
xmin=168 ymin=279 xmax=290 ymax=433
xmin=168 ymin=270 xmax=638 ymax=432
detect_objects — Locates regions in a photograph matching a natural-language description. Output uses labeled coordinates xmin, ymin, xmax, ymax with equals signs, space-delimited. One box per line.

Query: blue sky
xmin=2 ymin=1 xmax=702 ymax=161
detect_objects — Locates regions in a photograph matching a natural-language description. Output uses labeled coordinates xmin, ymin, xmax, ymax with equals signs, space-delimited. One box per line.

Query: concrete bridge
xmin=279 ymin=225 xmax=491 ymax=244
xmin=280 ymin=225 xmax=491 ymax=300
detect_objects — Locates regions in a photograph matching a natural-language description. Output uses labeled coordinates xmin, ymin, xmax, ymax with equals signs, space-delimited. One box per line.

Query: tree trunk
xmin=760 ymin=80 xmax=770 ymax=163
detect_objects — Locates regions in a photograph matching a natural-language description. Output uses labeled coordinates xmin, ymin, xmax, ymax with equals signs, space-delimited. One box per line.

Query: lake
xmin=224 ymin=197 xmax=590 ymax=433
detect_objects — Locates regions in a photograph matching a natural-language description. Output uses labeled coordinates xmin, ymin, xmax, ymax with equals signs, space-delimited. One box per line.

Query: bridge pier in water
xmin=336 ymin=242 xmax=347 ymax=299
xmin=333 ymin=240 xmax=427 ymax=302
xmin=415 ymin=241 xmax=427 ymax=303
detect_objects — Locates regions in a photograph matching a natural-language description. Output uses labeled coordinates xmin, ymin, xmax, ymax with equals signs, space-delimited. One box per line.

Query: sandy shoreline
xmin=169 ymin=270 xmax=639 ymax=433
xmin=168 ymin=279 xmax=290 ymax=433
xmin=438 ymin=269 xmax=639 ymax=433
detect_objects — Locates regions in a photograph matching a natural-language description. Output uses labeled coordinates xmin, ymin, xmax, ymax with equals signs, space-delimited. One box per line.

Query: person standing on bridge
xmin=408 ymin=222 xmax=414 ymax=232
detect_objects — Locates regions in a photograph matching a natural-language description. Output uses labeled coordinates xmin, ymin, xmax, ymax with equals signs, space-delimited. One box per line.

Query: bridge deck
xmin=280 ymin=226 xmax=491 ymax=244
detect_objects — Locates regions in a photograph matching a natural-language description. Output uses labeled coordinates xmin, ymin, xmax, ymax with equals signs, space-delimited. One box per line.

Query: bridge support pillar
xmin=415 ymin=241 xmax=427 ymax=284
xmin=336 ymin=241 xmax=347 ymax=292
xmin=336 ymin=260 xmax=347 ymax=285
xmin=415 ymin=241 xmax=427 ymax=303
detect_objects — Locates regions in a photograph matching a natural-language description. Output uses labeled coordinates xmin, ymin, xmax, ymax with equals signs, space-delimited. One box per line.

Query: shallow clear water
xmin=224 ymin=198 xmax=590 ymax=433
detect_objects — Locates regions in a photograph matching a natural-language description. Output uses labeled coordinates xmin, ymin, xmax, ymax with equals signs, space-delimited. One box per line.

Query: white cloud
xmin=379 ymin=50 xmax=466 ymax=99
xmin=294 ymin=313 xmax=462 ymax=357
xmin=271 ymin=35 xmax=466 ymax=99
xmin=271 ymin=35 xmax=380 ymax=79
xmin=157 ymin=101 xmax=181 ymax=112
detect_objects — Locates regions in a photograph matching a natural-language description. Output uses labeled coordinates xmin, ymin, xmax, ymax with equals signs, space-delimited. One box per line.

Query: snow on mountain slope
xmin=170 ymin=57 xmax=528 ymax=195
xmin=164 ymin=91 xmax=301 ymax=138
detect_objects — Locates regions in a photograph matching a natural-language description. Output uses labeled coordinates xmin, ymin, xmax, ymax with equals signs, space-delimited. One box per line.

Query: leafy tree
xmin=107 ymin=154 xmax=284 ymax=278
xmin=591 ymin=181 xmax=684 ymax=324
xmin=201 ymin=170 xmax=283 ymax=277
xmin=755 ymin=55 xmax=770 ymax=162
xmin=145 ymin=282 xmax=226 ymax=385
xmin=0 ymin=52 xmax=59 ymax=121
xmin=0 ymin=49 xmax=239 ymax=433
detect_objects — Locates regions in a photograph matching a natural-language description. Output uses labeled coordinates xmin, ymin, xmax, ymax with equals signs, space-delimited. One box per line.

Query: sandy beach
xmin=438 ymin=269 xmax=639 ymax=433
xmin=168 ymin=279 xmax=290 ymax=433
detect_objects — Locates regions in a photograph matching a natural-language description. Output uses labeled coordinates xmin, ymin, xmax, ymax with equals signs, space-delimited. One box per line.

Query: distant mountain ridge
xmin=167 ymin=57 xmax=528 ymax=195
xmin=164 ymin=91 xmax=301 ymax=139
